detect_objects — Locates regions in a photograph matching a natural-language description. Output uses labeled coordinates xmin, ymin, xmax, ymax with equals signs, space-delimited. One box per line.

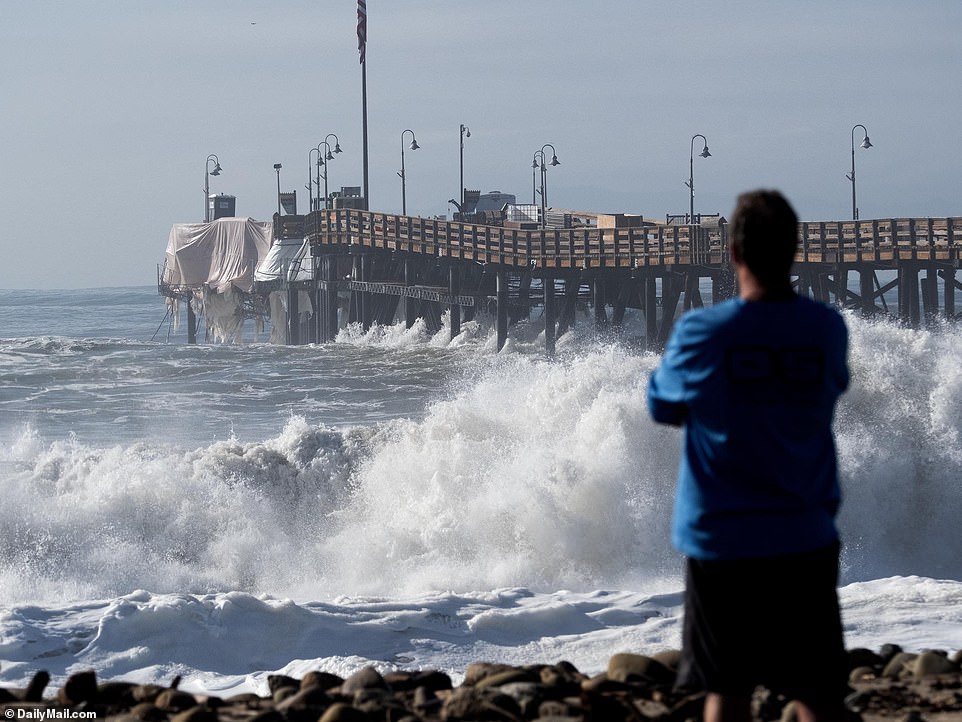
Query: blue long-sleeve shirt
xmin=648 ymin=296 xmax=849 ymax=560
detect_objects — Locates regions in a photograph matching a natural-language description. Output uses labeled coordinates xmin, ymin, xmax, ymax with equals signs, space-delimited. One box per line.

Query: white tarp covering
xmin=254 ymin=238 xmax=312 ymax=283
xmin=164 ymin=217 xmax=273 ymax=293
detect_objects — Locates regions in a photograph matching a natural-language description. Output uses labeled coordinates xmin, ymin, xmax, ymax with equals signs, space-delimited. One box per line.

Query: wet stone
xmin=155 ymin=688 xmax=198 ymax=712
xmin=300 ymin=670 xmax=344 ymax=691
xmin=340 ymin=665 xmax=388 ymax=694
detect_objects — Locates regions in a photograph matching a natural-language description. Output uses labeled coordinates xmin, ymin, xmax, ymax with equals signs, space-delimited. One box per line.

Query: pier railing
xmin=291 ymin=210 xmax=962 ymax=268
xmin=797 ymin=218 xmax=962 ymax=263
xmin=299 ymin=210 xmax=727 ymax=268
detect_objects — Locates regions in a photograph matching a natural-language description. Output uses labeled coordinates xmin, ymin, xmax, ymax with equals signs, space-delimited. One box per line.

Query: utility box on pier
xmin=332 ymin=186 xmax=366 ymax=210
xmin=597 ymin=213 xmax=645 ymax=228
xmin=209 ymin=194 xmax=236 ymax=220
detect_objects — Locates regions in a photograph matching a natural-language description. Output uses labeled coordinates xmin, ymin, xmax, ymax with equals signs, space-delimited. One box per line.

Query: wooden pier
xmin=256 ymin=209 xmax=962 ymax=352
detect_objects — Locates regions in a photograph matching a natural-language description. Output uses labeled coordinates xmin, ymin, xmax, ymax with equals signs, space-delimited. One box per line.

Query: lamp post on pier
xmin=308 ymin=147 xmax=321 ymax=211
xmin=204 ymin=154 xmax=222 ymax=222
xmin=459 ymin=123 xmax=471 ymax=210
xmin=847 ymin=124 xmax=872 ymax=220
xmin=399 ymin=129 xmax=419 ymax=215
xmin=273 ymin=163 xmax=282 ymax=216
xmin=536 ymin=144 xmax=560 ymax=227
xmin=532 ymin=151 xmax=543 ymax=206
xmin=315 ymin=134 xmax=342 ymax=211
xmin=686 ymin=134 xmax=711 ymax=224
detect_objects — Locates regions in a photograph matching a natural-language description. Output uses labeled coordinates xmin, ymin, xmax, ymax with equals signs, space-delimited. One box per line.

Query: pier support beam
xmin=858 ymin=267 xmax=875 ymax=315
xmin=287 ymin=286 xmax=300 ymax=345
xmin=349 ymin=257 xmax=360 ymax=325
xmin=496 ymin=271 xmax=508 ymax=351
xmin=403 ymin=258 xmax=417 ymax=329
xmin=611 ymin=278 xmax=630 ymax=327
xmin=186 ymin=299 xmax=197 ymax=345
xmin=557 ymin=277 xmax=579 ymax=338
xmin=835 ymin=266 xmax=849 ymax=308
xmin=922 ymin=267 xmax=939 ymax=326
xmin=544 ymin=275 xmax=557 ymax=357
xmin=899 ymin=264 xmax=921 ymax=328
xmin=511 ymin=272 xmax=531 ymax=324
xmin=449 ymin=265 xmax=461 ymax=340
xmin=360 ymin=255 xmax=371 ymax=330
xmin=644 ymin=274 xmax=658 ymax=351
xmin=659 ymin=274 xmax=684 ymax=346
xmin=684 ymin=272 xmax=703 ymax=310
xmin=319 ymin=255 xmax=339 ymax=341
xmin=593 ymin=278 xmax=607 ymax=329
xmin=943 ymin=267 xmax=956 ymax=320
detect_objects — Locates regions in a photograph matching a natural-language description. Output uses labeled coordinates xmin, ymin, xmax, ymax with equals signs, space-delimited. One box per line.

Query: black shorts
xmin=677 ymin=542 xmax=848 ymax=702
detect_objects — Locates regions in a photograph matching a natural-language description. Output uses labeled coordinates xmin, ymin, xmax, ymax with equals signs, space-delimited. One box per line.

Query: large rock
xmin=912 ymin=650 xmax=958 ymax=678
xmin=154 ymin=688 xmax=198 ymax=713
xmin=340 ymin=666 xmax=388 ymax=694
xmin=300 ymin=671 xmax=344 ymax=691
xmin=440 ymin=686 xmax=521 ymax=721
xmin=607 ymin=652 xmax=675 ymax=685
xmin=882 ymin=652 xmax=918 ymax=679
xmin=317 ymin=702 xmax=367 ymax=722
xmin=57 ymin=670 xmax=98 ymax=705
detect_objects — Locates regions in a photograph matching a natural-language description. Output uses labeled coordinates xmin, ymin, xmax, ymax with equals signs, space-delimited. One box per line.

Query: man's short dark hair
xmin=730 ymin=189 xmax=799 ymax=284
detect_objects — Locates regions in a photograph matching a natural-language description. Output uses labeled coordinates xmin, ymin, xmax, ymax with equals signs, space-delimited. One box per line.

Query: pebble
xmin=0 ymin=644 xmax=959 ymax=721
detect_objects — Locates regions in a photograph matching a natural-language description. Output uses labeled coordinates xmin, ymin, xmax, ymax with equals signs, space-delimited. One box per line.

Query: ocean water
xmin=0 ymin=286 xmax=960 ymax=695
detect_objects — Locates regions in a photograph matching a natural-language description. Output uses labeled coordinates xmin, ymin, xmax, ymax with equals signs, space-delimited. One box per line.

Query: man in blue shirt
xmin=648 ymin=190 xmax=849 ymax=722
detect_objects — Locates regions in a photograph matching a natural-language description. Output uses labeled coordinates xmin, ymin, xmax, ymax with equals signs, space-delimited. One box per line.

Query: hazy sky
xmin=1 ymin=1 xmax=959 ymax=289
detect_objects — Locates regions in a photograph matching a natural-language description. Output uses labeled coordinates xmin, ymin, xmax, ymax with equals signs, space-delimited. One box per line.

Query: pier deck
xmin=264 ymin=209 xmax=961 ymax=352
xmin=157 ymin=209 xmax=961 ymax=349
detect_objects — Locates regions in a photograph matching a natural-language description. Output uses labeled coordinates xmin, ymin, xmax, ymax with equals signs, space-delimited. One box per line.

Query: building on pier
xmin=158 ymin=215 xmax=273 ymax=343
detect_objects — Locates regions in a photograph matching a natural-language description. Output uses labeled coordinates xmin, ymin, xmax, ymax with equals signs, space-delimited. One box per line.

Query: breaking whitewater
xmin=0 ymin=286 xmax=960 ymax=696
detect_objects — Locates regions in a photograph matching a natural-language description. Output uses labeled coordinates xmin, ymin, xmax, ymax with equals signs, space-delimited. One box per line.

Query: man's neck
xmin=736 ymin=267 xmax=795 ymax=302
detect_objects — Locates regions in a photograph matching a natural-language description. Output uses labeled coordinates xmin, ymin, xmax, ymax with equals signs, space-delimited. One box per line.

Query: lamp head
xmin=273 ymin=163 xmax=282 ymax=170
xmin=326 ymin=150 xmax=334 ymax=161
xmin=334 ymin=143 xmax=342 ymax=154
xmin=550 ymin=154 xmax=560 ymax=166
xmin=860 ymin=136 xmax=872 ymax=149
xmin=699 ymin=146 xmax=711 ymax=158
xmin=210 ymin=164 xmax=222 ymax=176
xmin=410 ymin=138 xmax=420 ymax=151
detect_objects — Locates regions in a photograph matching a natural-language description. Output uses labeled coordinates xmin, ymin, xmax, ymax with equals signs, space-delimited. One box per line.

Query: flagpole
xmin=362 ymin=59 xmax=369 ymax=210
xmin=358 ymin=0 xmax=369 ymax=210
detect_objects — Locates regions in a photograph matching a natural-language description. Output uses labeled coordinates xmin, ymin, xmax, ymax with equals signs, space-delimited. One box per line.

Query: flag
xmin=357 ymin=0 xmax=366 ymax=64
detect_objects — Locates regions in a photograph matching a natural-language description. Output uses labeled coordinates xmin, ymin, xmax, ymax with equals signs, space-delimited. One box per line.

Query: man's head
xmin=729 ymin=189 xmax=799 ymax=288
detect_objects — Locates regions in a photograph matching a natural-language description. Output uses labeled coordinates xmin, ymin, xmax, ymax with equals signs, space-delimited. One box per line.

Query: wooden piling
xmin=449 ymin=265 xmax=461 ymax=340
xmin=944 ymin=267 xmax=956 ymax=319
xmin=287 ymin=286 xmax=300 ymax=345
xmin=186 ymin=300 xmax=197 ymax=345
xmin=592 ymin=278 xmax=607 ymax=328
xmin=859 ymin=267 xmax=875 ymax=315
xmin=496 ymin=271 xmax=508 ymax=351
xmin=544 ymin=275 xmax=557 ymax=357
xmin=644 ymin=274 xmax=658 ymax=351
xmin=404 ymin=257 xmax=417 ymax=329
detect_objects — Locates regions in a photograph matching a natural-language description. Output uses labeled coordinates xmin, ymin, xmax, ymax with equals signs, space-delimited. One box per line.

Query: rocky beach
xmin=3 ymin=645 xmax=960 ymax=722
